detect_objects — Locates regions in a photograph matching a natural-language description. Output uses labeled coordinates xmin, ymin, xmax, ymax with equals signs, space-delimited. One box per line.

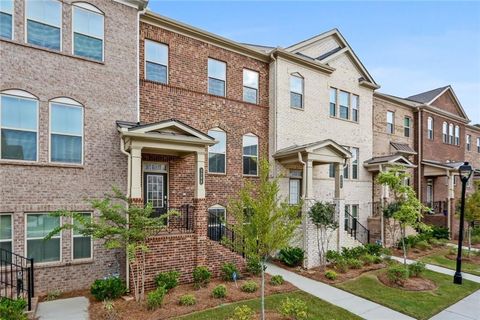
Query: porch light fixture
xmin=453 ymin=162 xmax=473 ymax=285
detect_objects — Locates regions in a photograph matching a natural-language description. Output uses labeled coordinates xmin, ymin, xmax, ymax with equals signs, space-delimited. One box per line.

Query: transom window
xmin=50 ymin=100 xmax=83 ymax=164
xmin=386 ymin=111 xmax=394 ymax=134
xmin=73 ymin=3 xmax=104 ymax=61
xmin=0 ymin=214 xmax=12 ymax=252
xmin=145 ymin=40 xmax=168 ymax=84
xmin=208 ymin=58 xmax=226 ymax=97
xmin=329 ymin=88 xmax=337 ymax=117
xmin=26 ymin=214 xmax=61 ymax=263
xmin=427 ymin=117 xmax=434 ymax=140
xmin=73 ymin=212 xmax=92 ymax=260
xmin=243 ymin=69 xmax=259 ymax=104
xmin=454 ymin=125 xmax=460 ymax=146
xmin=466 ymin=134 xmax=471 ymax=151
xmin=243 ymin=134 xmax=258 ymax=176
xmin=207 ymin=128 xmax=226 ymax=174
xmin=290 ymin=75 xmax=303 ymax=109
xmin=26 ymin=0 xmax=62 ymax=50
xmin=404 ymin=117 xmax=411 ymax=137
xmin=351 ymin=94 xmax=359 ymax=122
xmin=339 ymin=91 xmax=349 ymax=120
xmin=442 ymin=122 xmax=448 ymax=143
xmin=0 ymin=92 xmax=38 ymax=161
xmin=0 ymin=0 xmax=13 ymax=39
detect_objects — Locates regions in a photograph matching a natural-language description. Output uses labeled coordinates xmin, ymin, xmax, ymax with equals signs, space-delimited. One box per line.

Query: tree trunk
xmin=261 ymin=258 xmax=266 ymax=320
xmin=467 ymin=226 xmax=471 ymax=257
xmin=316 ymin=227 xmax=322 ymax=267
xmin=401 ymin=226 xmax=407 ymax=266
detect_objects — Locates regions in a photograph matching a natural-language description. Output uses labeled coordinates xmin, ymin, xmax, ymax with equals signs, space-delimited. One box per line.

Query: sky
xmin=147 ymin=1 xmax=480 ymax=124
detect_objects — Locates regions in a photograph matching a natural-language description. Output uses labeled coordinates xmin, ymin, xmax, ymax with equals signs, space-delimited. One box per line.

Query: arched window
xmin=207 ymin=205 xmax=226 ymax=242
xmin=290 ymin=73 xmax=304 ymax=109
xmin=243 ymin=133 xmax=258 ymax=176
xmin=427 ymin=117 xmax=433 ymax=140
xmin=49 ymin=97 xmax=84 ymax=164
xmin=454 ymin=125 xmax=460 ymax=145
xmin=0 ymin=90 xmax=39 ymax=161
xmin=72 ymin=3 xmax=104 ymax=61
xmin=207 ymin=128 xmax=226 ymax=174
xmin=449 ymin=123 xmax=454 ymax=144
xmin=442 ymin=122 xmax=448 ymax=143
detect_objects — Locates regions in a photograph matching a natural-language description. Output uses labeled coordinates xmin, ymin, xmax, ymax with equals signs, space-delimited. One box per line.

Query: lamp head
xmin=459 ymin=162 xmax=473 ymax=183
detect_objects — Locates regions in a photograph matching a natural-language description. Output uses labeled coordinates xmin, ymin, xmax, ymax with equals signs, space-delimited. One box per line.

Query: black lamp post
xmin=453 ymin=162 xmax=473 ymax=285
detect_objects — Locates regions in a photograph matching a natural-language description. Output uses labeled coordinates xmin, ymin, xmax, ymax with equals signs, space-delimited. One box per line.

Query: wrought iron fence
xmin=344 ymin=210 xmax=370 ymax=245
xmin=207 ymin=213 xmax=244 ymax=257
xmin=425 ymin=201 xmax=448 ymax=215
xmin=0 ymin=249 xmax=34 ymax=311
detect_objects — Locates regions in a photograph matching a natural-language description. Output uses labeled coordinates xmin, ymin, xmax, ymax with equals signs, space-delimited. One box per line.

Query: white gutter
xmin=136 ymin=7 xmax=147 ymax=122
xmin=270 ymin=52 xmax=278 ymax=177
xmin=119 ymin=136 xmax=131 ymax=289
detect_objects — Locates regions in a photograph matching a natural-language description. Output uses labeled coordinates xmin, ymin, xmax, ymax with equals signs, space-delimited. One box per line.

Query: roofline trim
xmin=272 ymin=49 xmax=335 ymax=74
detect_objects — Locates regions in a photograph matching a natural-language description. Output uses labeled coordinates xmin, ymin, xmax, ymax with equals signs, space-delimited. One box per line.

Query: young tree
xmin=308 ymin=201 xmax=338 ymax=268
xmin=228 ymin=160 xmax=302 ymax=320
xmin=46 ymin=188 xmax=172 ymax=302
xmin=464 ymin=181 xmax=480 ymax=256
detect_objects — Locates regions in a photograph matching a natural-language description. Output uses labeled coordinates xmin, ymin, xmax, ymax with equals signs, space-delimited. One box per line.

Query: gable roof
xmin=390 ymin=142 xmax=417 ymax=155
xmin=364 ymin=155 xmax=416 ymax=169
xmin=274 ymin=139 xmax=352 ymax=159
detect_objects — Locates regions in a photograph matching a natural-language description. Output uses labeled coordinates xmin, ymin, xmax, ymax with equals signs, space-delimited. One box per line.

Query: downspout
xmin=119 ymin=135 xmax=131 ymax=289
xmin=270 ymin=52 xmax=278 ymax=177
xmin=136 ymin=7 xmax=147 ymax=122
xmin=298 ymin=152 xmax=308 ymax=267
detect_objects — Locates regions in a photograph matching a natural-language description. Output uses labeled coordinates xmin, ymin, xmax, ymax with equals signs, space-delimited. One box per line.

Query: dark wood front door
xmin=144 ymin=172 xmax=168 ymax=217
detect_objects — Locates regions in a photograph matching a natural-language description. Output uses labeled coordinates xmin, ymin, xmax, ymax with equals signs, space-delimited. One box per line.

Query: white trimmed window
xmin=404 ymin=117 xmax=411 ymax=137
xmin=289 ymin=170 xmax=302 ymax=205
xmin=0 ymin=214 xmax=12 ymax=252
xmin=243 ymin=69 xmax=259 ymax=104
xmin=466 ymin=134 xmax=471 ymax=151
xmin=477 ymin=137 xmax=480 ymax=153
xmin=73 ymin=213 xmax=92 ymax=260
xmin=329 ymin=88 xmax=337 ymax=117
xmin=26 ymin=214 xmax=61 ymax=263
xmin=243 ymin=133 xmax=258 ymax=176
xmin=351 ymin=147 xmax=359 ymax=179
xmin=0 ymin=91 xmax=39 ymax=161
xmin=208 ymin=58 xmax=226 ymax=97
xmin=455 ymin=125 xmax=460 ymax=146
xmin=386 ymin=111 xmax=394 ymax=134
xmin=145 ymin=40 xmax=168 ymax=84
xmin=352 ymin=94 xmax=359 ymax=122
xmin=73 ymin=3 xmax=104 ymax=61
xmin=427 ymin=117 xmax=434 ymax=140
xmin=50 ymin=99 xmax=83 ymax=164
xmin=442 ymin=122 xmax=448 ymax=143
xmin=449 ymin=123 xmax=454 ymax=144
xmin=343 ymin=146 xmax=350 ymax=179
xmin=0 ymin=0 xmax=13 ymax=39
xmin=290 ymin=75 xmax=303 ymax=109
xmin=26 ymin=0 xmax=62 ymax=50
xmin=207 ymin=128 xmax=226 ymax=174
xmin=339 ymin=91 xmax=349 ymax=120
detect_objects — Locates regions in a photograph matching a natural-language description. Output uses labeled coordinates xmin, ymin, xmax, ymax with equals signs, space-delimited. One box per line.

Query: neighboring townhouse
xmin=0 ymin=0 xmax=146 ymax=296
xmin=465 ymin=124 xmax=480 ymax=190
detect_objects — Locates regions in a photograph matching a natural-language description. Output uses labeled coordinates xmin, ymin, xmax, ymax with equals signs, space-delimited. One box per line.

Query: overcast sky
xmin=148 ymin=1 xmax=480 ymax=124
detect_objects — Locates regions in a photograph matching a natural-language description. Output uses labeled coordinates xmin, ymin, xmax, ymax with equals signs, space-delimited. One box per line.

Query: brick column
xmin=334 ymin=162 xmax=345 ymax=251
xmin=193 ymin=198 xmax=208 ymax=266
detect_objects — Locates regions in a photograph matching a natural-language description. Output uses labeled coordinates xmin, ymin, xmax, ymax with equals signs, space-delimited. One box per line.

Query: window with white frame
xmin=290 ymin=75 xmax=303 ymax=109
xmin=455 ymin=125 xmax=460 ymax=146
xmin=329 ymin=163 xmax=336 ymax=178
xmin=0 ymin=214 xmax=12 ymax=252
xmin=427 ymin=117 xmax=434 ymax=140
xmin=26 ymin=0 xmax=62 ymax=50
xmin=289 ymin=170 xmax=302 ymax=205
xmin=386 ymin=111 xmax=394 ymax=134
xmin=0 ymin=91 xmax=38 ymax=161
xmin=145 ymin=40 xmax=168 ymax=84
xmin=442 ymin=122 xmax=448 ymax=143
xmin=343 ymin=146 xmax=350 ymax=179
xmin=243 ymin=134 xmax=258 ymax=176
xmin=243 ymin=69 xmax=259 ymax=104
xmin=477 ymin=137 xmax=480 ymax=153
xmin=207 ymin=128 xmax=226 ymax=174
xmin=329 ymin=88 xmax=337 ymax=117
xmin=0 ymin=0 xmax=13 ymax=39
xmin=208 ymin=58 xmax=226 ymax=97
xmin=73 ymin=3 xmax=104 ymax=61
xmin=351 ymin=147 xmax=359 ymax=179
xmin=26 ymin=214 xmax=60 ymax=263
xmin=404 ymin=117 xmax=411 ymax=137
xmin=466 ymin=134 xmax=471 ymax=151
xmin=339 ymin=91 xmax=349 ymax=120
xmin=449 ymin=123 xmax=454 ymax=144
xmin=352 ymin=94 xmax=359 ymax=122
xmin=50 ymin=100 xmax=83 ymax=164
xmin=73 ymin=212 xmax=92 ymax=260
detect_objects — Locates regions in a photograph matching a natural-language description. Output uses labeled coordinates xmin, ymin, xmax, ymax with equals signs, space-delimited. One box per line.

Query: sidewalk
xmin=446 ymin=243 xmax=480 ymax=252
xmin=266 ymin=263 xmax=414 ymax=320
xmin=430 ymin=290 xmax=480 ymax=320
xmin=37 ymin=296 xmax=89 ymax=320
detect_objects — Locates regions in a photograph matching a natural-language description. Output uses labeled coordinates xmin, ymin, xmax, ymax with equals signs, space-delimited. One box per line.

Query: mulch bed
xmin=445 ymin=252 xmax=480 ymax=264
xmin=88 ymin=274 xmax=296 ymax=320
xmin=377 ymin=272 xmax=437 ymax=291
xmin=392 ymin=246 xmax=444 ymax=260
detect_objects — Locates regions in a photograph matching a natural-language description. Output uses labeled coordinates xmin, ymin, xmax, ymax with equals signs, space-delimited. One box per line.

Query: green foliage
xmin=269 ymin=275 xmax=284 ymax=286
xmin=90 ymin=276 xmax=126 ymax=301
xmin=326 ymin=250 xmax=342 ymax=263
xmin=146 ymin=286 xmax=167 ymax=310
xmin=246 ymin=256 xmax=262 ymax=276
xmin=341 ymin=246 xmax=368 ymax=260
xmin=192 ymin=266 xmax=211 ymax=289
xmin=415 ymin=240 xmax=432 ymax=251
xmin=335 ymin=259 xmax=349 ymax=273
xmin=464 ymin=184 xmax=480 ymax=224
xmin=0 ymin=298 xmax=27 ymax=320
xmin=46 ymin=289 xmax=61 ymax=301
xmin=278 ymin=247 xmax=305 ymax=267
xmin=221 ymin=262 xmax=239 ymax=281
xmin=364 ymin=243 xmax=383 ymax=256
xmin=241 ymin=281 xmax=259 ymax=293
xmin=347 ymin=258 xmax=363 ymax=269
xmin=155 ymin=270 xmax=180 ymax=291
xmin=212 ymin=285 xmax=227 ymax=299
xmin=324 ymin=270 xmax=338 ymax=280
xmin=228 ymin=305 xmax=255 ymax=320
xmin=179 ymin=294 xmax=196 ymax=306
xmin=279 ymin=297 xmax=308 ymax=320
xmin=430 ymin=226 xmax=450 ymax=240
xmin=360 ymin=254 xmax=377 ymax=266
xmin=409 ymin=261 xmax=426 ymax=277
xmin=386 ymin=264 xmax=410 ymax=285
xmin=308 ymin=201 xmax=338 ymax=228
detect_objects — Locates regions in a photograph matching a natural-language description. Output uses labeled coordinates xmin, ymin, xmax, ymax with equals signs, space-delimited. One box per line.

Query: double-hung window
xmin=386 ymin=111 xmax=394 ymax=134
xmin=339 ymin=91 xmax=349 ymax=120
xmin=145 ymin=40 xmax=168 ymax=84
xmin=26 ymin=214 xmax=61 ymax=263
xmin=427 ymin=117 xmax=434 ymax=140
xmin=208 ymin=58 xmax=226 ymax=97
xmin=243 ymin=134 xmax=258 ymax=176
xmin=466 ymin=135 xmax=471 ymax=151
xmin=329 ymin=163 xmax=336 ymax=178
xmin=73 ymin=213 xmax=92 ymax=260
xmin=50 ymin=101 xmax=83 ymax=164
xmin=329 ymin=88 xmax=337 ymax=117
xmin=0 ymin=0 xmax=13 ymax=39
xmin=243 ymin=69 xmax=259 ymax=104
xmin=73 ymin=3 xmax=104 ymax=61
xmin=207 ymin=128 xmax=226 ymax=174
xmin=404 ymin=117 xmax=411 ymax=137
xmin=0 ymin=214 xmax=12 ymax=252
xmin=351 ymin=94 xmax=359 ymax=122
xmin=449 ymin=123 xmax=454 ymax=145
xmin=26 ymin=0 xmax=62 ymax=50
xmin=343 ymin=146 xmax=350 ymax=179
xmin=477 ymin=137 xmax=480 ymax=153
xmin=289 ymin=170 xmax=302 ymax=205
xmin=455 ymin=125 xmax=460 ymax=146
xmin=351 ymin=147 xmax=359 ymax=180
xmin=290 ymin=75 xmax=303 ymax=109
xmin=442 ymin=122 xmax=448 ymax=143
xmin=0 ymin=92 xmax=38 ymax=161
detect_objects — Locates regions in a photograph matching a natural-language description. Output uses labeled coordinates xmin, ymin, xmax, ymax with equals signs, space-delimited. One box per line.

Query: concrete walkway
xmin=430 ymin=290 xmax=480 ymax=320
xmin=446 ymin=243 xmax=480 ymax=252
xmin=37 ymin=296 xmax=89 ymax=320
xmin=266 ymin=263 xmax=414 ymax=320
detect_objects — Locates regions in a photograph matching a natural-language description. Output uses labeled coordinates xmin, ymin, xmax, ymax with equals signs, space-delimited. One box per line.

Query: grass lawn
xmin=419 ymin=249 xmax=480 ymax=276
xmin=175 ymin=290 xmax=361 ymax=320
xmin=336 ymin=269 xmax=480 ymax=320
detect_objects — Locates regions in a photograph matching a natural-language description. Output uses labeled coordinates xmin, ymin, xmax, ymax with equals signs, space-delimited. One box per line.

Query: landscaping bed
xmin=420 ymin=248 xmax=480 ymax=276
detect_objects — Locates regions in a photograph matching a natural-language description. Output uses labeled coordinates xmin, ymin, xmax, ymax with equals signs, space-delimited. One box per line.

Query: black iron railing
xmin=344 ymin=211 xmax=370 ymax=245
xmin=425 ymin=201 xmax=448 ymax=215
xmin=371 ymin=202 xmax=382 ymax=217
xmin=165 ymin=204 xmax=194 ymax=232
xmin=207 ymin=214 xmax=244 ymax=257
xmin=0 ymin=249 xmax=34 ymax=311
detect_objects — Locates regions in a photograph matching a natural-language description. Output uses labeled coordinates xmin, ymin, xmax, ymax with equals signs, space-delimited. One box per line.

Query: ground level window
xmin=26 ymin=214 xmax=60 ymax=263
xmin=289 ymin=171 xmax=302 ymax=205
xmin=73 ymin=213 xmax=92 ymax=260
xmin=0 ymin=214 xmax=12 ymax=252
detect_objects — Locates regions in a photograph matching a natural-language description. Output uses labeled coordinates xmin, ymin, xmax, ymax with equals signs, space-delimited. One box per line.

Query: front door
xmin=144 ymin=172 xmax=168 ymax=217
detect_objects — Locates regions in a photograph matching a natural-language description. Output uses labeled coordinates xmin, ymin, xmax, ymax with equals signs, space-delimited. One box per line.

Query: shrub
xmin=326 ymin=250 xmax=342 ymax=263
xmin=347 ymin=258 xmax=363 ymax=269
xmin=278 ymin=247 xmax=304 ymax=267
xmin=192 ymin=266 xmax=211 ymax=289
xmin=0 ymin=297 xmax=27 ymax=320
xmin=270 ymin=275 xmax=284 ymax=286
xmin=324 ymin=270 xmax=338 ymax=280
xmin=364 ymin=243 xmax=383 ymax=256
xmin=46 ymin=289 xmax=61 ymax=301
xmin=373 ymin=255 xmax=383 ymax=264
xmin=229 ymin=305 xmax=255 ymax=320
xmin=246 ymin=256 xmax=262 ymax=276
xmin=360 ymin=254 xmax=376 ymax=266
xmin=155 ymin=270 xmax=180 ymax=291
xmin=146 ymin=287 xmax=167 ymax=310
xmin=334 ymin=258 xmax=349 ymax=273
xmin=472 ymin=235 xmax=480 ymax=245
xmin=279 ymin=297 xmax=308 ymax=320
xmin=90 ymin=276 xmax=126 ymax=301
xmin=409 ymin=261 xmax=426 ymax=277
xmin=380 ymin=247 xmax=393 ymax=256
xmin=179 ymin=294 xmax=196 ymax=306
xmin=387 ymin=264 xmax=409 ymax=285
xmin=431 ymin=226 xmax=450 ymax=239
xmin=415 ymin=240 xmax=432 ymax=251
xmin=241 ymin=280 xmax=258 ymax=293
xmin=342 ymin=246 xmax=367 ymax=260
xmin=212 ymin=284 xmax=227 ymax=298
xmin=428 ymin=238 xmax=441 ymax=246
xmin=221 ymin=262 xmax=239 ymax=281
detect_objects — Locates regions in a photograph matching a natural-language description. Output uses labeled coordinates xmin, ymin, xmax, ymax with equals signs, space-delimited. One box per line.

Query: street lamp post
xmin=453 ymin=162 xmax=473 ymax=285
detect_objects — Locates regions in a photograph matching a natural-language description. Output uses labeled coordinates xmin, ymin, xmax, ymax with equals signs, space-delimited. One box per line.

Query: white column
xmin=334 ymin=162 xmax=345 ymax=251
xmin=302 ymin=160 xmax=314 ymax=268
xmin=195 ymin=151 xmax=206 ymax=199
xmin=130 ymin=146 xmax=143 ymax=200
